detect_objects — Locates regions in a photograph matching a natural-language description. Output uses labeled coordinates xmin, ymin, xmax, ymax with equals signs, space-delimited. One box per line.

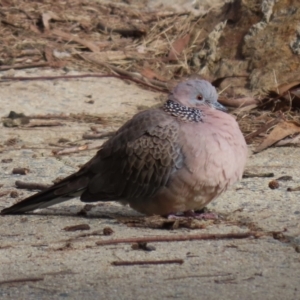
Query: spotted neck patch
xmin=163 ymin=100 xmax=203 ymax=122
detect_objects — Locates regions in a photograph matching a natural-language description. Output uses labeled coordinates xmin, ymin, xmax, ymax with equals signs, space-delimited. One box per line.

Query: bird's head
xmin=170 ymin=79 xmax=226 ymax=112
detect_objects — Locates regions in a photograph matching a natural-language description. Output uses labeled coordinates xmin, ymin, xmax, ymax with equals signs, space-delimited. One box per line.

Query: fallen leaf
xmin=254 ymin=121 xmax=300 ymax=153
xmin=29 ymin=24 xmax=41 ymax=34
xmin=51 ymin=29 xmax=99 ymax=52
xmin=44 ymin=40 xmax=71 ymax=68
xmin=42 ymin=11 xmax=60 ymax=31
xmin=283 ymin=88 xmax=300 ymax=109
xmin=232 ymin=104 xmax=258 ymax=114
xmin=44 ymin=46 xmax=54 ymax=63
xmin=218 ymin=96 xmax=258 ymax=108
xmin=245 ymin=115 xmax=283 ymax=144
xmin=266 ymin=81 xmax=300 ymax=111
xmin=277 ymin=81 xmax=300 ymax=95
xmin=53 ymin=49 xmax=71 ymax=59
xmin=275 ymin=134 xmax=300 ymax=147
xmin=167 ymin=34 xmax=190 ymax=61
xmin=100 ymin=51 xmax=130 ymax=61
xmin=79 ymin=20 xmax=92 ymax=31
xmin=140 ymin=67 xmax=166 ymax=81
xmin=19 ymin=49 xmax=41 ymax=57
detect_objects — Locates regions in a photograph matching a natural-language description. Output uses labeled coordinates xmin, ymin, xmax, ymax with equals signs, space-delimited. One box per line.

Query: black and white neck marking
xmin=163 ymin=99 xmax=203 ymax=122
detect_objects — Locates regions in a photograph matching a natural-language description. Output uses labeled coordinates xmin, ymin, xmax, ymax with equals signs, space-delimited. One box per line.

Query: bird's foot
xmin=167 ymin=210 xmax=219 ymax=220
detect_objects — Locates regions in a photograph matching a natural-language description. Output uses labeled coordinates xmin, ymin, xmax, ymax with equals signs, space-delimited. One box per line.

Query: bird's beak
xmin=213 ymin=101 xmax=227 ymax=112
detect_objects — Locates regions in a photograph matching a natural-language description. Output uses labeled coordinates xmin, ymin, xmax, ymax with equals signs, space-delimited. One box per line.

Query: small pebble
xmin=1 ymin=158 xmax=13 ymax=163
xmin=103 ymin=227 xmax=114 ymax=236
xmin=131 ymin=242 xmax=156 ymax=251
xmin=269 ymin=180 xmax=279 ymax=189
xmin=10 ymin=191 xmax=19 ymax=198
xmin=12 ymin=168 xmax=29 ymax=175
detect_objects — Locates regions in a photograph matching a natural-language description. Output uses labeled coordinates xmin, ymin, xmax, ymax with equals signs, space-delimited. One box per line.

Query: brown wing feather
xmin=1 ymin=108 xmax=183 ymax=214
xmin=80 ymin=108 xmax=183 ymax=202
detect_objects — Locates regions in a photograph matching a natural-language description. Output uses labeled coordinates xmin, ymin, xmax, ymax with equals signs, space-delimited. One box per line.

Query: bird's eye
xmin=197 ymin=94 xmax=203 ymax=100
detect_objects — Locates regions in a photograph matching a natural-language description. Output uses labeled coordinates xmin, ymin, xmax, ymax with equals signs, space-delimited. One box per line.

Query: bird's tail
xmin=1 ymin=174 xmax=89 ymax=214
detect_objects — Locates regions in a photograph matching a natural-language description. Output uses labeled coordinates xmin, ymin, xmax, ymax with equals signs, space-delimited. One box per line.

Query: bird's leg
xmin=167 ymin=209 xmax=219 ymax=220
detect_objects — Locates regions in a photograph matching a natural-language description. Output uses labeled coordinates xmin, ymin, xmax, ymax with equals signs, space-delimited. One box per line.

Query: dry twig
xmin=26 ymin=120 xmax=64 ymax=127
xmin=96 ymin=232 xmax=255 ymax=246
xmin=287 ymin=186 xmax=300 ymax=192
xmin=243 ymin=172 xmax=274 ymax=178
xmin=63 ymin=224 xmax=91 ymax=231
xmin=53 ymin=143 xmax=102 ymax=155
xmin=79 ymin=54 xmax=170 ymax=92
xmin=0 ymin=277 xmax=44 ymax=285
xmin=245 ymin=114 xmax=283 ymax=144
xmin=12 ymin=168 xmax=29 ymax=175
xmin=111 ymin=259 xmax=184 ymax=266
xmin=0 ymin=73 xmax=168 ymax=93
xmin=0 ymin=62 xmax=49 ymax=71
xmin=218 ymin=96 xmax=258 ymax=108
xmin=51 ymin=29 xmax=99 ymax=52
xmin=82 ymin=132 xmax=115 ymax=140
xmin=97 ymin=21 xmax=146 ymax=38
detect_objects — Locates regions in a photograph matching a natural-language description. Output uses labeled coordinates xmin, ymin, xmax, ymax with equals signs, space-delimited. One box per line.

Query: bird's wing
xmin=1 ymin=108 xmax=183 ymax=214
xmin=80 ymin=108 xmax=184 ymax=201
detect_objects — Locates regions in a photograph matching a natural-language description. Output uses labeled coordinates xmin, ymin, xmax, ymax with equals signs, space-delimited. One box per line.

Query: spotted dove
xmin=1 ymin=79 xmax=247 ymax=216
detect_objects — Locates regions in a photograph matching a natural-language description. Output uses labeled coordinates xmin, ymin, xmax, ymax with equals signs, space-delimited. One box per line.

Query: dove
xmin=1 ymin=79 xmax=247 ymax=217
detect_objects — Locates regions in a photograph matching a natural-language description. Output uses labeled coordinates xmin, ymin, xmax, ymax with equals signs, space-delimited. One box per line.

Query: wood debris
xmin=0 ymin=0 xmax=300 ymax=147
xmin=12 ymin=168 xmax=29 ymax=175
